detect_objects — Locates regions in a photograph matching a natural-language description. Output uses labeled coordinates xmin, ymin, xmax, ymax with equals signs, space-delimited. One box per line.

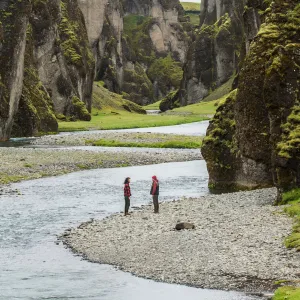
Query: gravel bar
xmin=32 ymin=132 xmax=201 ymax=146
xmin=61 ymin=188 xmax=300 ymax=293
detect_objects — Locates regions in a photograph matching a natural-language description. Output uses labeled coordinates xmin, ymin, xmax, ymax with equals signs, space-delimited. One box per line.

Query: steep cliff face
xmin=122 ymin=0 xmax=189 ymax=105
xmin=180 ymin=0 xmax=246 ymax=106
xmin=79 ymin=0 xmax=189 ymax=105
xmin=202 ymin=0 xmax=300 ymax=191
xmin=0 ymin=0 xmax=94 ymax=140
xmin=78 ymin=0 xmax=123 ymax=92
xmin=0 ymin=0 xmax=31 ymax=140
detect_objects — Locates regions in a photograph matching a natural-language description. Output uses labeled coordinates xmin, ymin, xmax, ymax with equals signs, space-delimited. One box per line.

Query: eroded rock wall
xmin=0 ymin=0 xmax=31 ymax=140
xmin=0 ymin=0 xmax=94 ymax=139
xmin=78 ymin=0 xmax=124 ymax=92
xmin=180 ymin=0 xmax=246 ymax=105
xmin=121 ymin=0 xmax=189 ymax=105
xmin=202 ymin=0 xmax=300 ymax=191
xmin=79 ymin=0 xmax=189 ymax=105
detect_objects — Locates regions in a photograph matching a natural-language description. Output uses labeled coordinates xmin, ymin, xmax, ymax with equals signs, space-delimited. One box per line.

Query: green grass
xmin=186 ymin=13 xmax=200 ymax=25
xmin=58 ymin=82 xmax=212 ymax=132
xmin=171 ymin=99 xmax=219 ymax=115
xmin=86 ymin=139 xmax=202 ymax=149
xmin=144 ymin=101 xmax=162 ymax=110
xmin=92 ymin=82 xmax=145 ymax=114
xmin=273 ymin=286 xmax=300 ymax=300
xmin=59 ymin=112 xmax=207 ymax=132
xmin=181 ymin=2 xmax=200 ymax=12
xmin=282 ymin=188 xmax=300 ymax=251
xmin=202 ymin=76 xmax=235 ymax=102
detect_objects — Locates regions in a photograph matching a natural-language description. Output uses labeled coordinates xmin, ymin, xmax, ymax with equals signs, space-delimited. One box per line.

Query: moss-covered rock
xmin=203 ymin=0 xmax=300 ymax=191
xmin=0 ymin=0 xmax=31 ymax=140
xmin=12 ymin=24 xmax=58 ymax=137
xmin=0 ymin=0 xmax=95 ymax=139
xmin=180 ymin=0 xmax=245 ymax=105
xmin=159 ymin=90 xmax=180 ymax=112
xmin=202 ymin=90 xmax=240 ymax=190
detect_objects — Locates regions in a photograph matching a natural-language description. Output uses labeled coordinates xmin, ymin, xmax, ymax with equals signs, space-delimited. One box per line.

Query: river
xmin=0 ymin=159 xmax=260 ymax=300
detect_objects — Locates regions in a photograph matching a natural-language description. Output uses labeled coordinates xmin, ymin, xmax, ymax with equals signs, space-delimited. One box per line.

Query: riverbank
xmin=0 ymin=147 xmax=200 ymax=186
xmin=32 ymin=132 xmax=202 ymax=148
xmin=61 ymin=188 xmax=300 ymax=294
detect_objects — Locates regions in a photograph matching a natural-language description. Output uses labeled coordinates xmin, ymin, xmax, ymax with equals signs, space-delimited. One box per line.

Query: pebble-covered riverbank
xmin=61 ymin=188 xmax=300 ymax=294
xmin=0 ymin=147 xmax=200 ymax=185
xmin=32 ymin=132 xmax=201 ymax=146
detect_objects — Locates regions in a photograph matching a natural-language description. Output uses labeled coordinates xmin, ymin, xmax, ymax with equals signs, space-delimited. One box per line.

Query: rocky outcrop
xmin=0 ymin=0 xmax=94 ymax=140
xmin=202 ymin=0 xmax=300 ymax=191
xmin=180 ymin=0 xmax=246 ymax=106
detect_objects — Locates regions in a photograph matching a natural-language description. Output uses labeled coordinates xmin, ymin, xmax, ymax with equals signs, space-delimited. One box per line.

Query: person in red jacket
xmin=150 ymin=175 xmax=159 ymax=213
xmin=124 ymin=177 xmax=131 ymax=216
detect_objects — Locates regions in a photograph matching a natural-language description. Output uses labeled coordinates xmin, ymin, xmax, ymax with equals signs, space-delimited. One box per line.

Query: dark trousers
xmin=152 ymin=195 xmax=159 ymax=213
xmin=125 ymin=196 xmax=130 ymax=214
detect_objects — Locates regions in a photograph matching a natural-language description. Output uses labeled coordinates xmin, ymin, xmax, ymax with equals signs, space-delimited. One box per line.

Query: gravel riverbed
xmin=61 ymin=188 xmax=300 ymax=294
xmin=32 ymin=132 xmax=201 ymax=146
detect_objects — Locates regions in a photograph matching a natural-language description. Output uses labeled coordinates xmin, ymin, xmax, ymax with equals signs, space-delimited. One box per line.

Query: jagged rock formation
xmin=122 ymin=0 xmax=189 ymax=105
xmin=179 ymin=0 xmax=246 ymax=106
xmin=79 ymin=0 xmax=189 ymax=105
xmin=202 ymin=0 xmax=300 ymax=191
xmin=0 ymin=0 xmax=94 ymax=140
xmin=78 ymin=0 xmax=123 ymax=92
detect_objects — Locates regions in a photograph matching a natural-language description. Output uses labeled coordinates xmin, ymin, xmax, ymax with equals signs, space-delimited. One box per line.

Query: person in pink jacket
xmin=150 ymin=175 xmax=159 ymax=213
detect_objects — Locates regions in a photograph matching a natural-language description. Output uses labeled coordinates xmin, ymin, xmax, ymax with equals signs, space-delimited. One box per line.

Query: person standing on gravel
xmin=124 ymin=177 xmax=131 ymax=216
xmin=150 ymin=175 xmax=159 ymax=213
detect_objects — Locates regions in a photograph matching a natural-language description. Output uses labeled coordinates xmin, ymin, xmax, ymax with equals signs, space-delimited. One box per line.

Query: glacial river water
xmin=0 ymin=159 xmax=260 ymax=300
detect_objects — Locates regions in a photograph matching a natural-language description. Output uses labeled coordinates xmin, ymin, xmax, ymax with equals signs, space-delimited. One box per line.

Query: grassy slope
xmin=59 ymin=83 xmax=211 ymax=132
xmin=171 ymin=100 xmax=219 ymax=115
xmin=144 ymin=101 xmax=162 ymax=110
xmin=181 ymin=2 xmax=200 ymax=11
xmin=92 ymin=81 xmax=145 ymax=113
xmin=181 ymin=2 xmax=200 ymax=26
xmin=272 ymin=189 xmax=300 ymax=300
xmin=202 ymin=76 xmax=235 ymax=102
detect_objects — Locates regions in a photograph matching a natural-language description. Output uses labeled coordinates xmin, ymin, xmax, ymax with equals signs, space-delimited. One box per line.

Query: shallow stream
xmin=0 ymin=160 xmax=260 ymax=300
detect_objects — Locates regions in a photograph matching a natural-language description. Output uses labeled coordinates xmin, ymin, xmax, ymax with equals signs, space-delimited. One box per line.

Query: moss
xmin=159 ymin=90 xmax=180 ymax=112
xmin=278 ymin=106 xmax=300 ymax=160
xmin=123 ymin=63 xmax=153 ymax=104
xmin=59 ymin=0 xmax=94 ymax=67
xmin=201 ymin=90 xmax=239 ymax=190
xmin=92 ymin=82 xmax=146 ymax=114
xmin=71 ymin=96 xmax=91 ymax=121
xmin=280 ymin=188 xmax=300 ymax=251
xmin=273 ymin=286 xmax=300 ymax=300
xmin=12 ymin=22 xmax=58 ymax=137
xmin=148 ymin=54 xmax=183 ymax=94
xmin=123 ymin=15 xmax=155 ymax=65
